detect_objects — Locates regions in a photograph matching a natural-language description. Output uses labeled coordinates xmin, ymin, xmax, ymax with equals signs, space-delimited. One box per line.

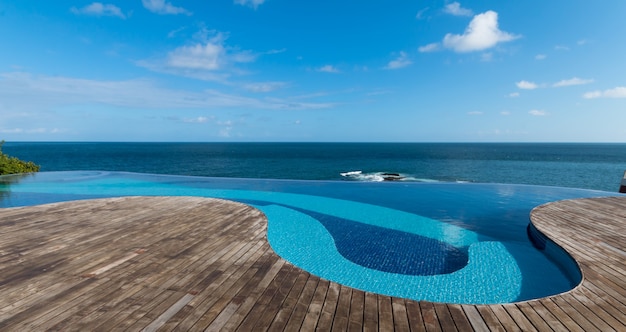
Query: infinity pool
xmin=0 ymin=171 xmax=619 ymax=304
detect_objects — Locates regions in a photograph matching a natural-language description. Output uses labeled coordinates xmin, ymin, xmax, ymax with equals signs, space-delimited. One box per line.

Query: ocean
xmin=3 ymin=142 xmax=625 ymax=192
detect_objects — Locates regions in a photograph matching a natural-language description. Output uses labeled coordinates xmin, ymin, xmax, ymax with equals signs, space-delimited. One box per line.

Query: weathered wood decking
xmin=0 ymin=196 xmax=624 ymax=331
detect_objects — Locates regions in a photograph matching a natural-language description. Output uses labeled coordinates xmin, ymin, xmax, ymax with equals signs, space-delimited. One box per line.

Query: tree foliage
xmin=0 ymin=141 xmax=40 ymax=175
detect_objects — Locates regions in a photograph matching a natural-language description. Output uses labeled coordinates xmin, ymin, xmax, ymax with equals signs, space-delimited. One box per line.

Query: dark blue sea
xmin=3 ymin=142 xmax=625 ymax=192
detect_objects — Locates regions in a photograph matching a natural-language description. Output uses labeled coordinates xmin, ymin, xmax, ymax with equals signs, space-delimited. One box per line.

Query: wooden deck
xmin=0 ymin=196 xmax=624 ymax=331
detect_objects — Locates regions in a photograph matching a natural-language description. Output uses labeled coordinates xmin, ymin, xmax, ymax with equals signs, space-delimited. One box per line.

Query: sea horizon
xmin=4 ymin=141 xmax=625 ymax=192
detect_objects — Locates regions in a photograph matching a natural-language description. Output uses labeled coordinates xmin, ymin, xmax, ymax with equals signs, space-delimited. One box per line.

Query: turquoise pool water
xmin=0 ymin=171 xmax=619 ymax=304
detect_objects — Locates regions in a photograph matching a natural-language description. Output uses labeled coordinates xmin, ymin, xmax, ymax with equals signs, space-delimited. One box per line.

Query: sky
xmin=1 ymin=0 xmax=625 ymax=142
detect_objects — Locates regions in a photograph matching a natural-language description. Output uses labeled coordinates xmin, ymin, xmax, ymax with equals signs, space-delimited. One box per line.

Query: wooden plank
xmin=330 ymin=285 xmax=352 ymax=332
xmin=232 ymin=264 xmax=296 ymax=331
xmin=391 ymin=297 xmax=410 ymax=331
xmin=420 ymin=301 xmax=441 ymax=332
xmin=362 ymin=292 xmax=379 ymax=332
xmin=502 ymin=304 xmax=537 ymax=332
xmin=527 ymin=300 xmax=571 ymax=332
xmin=210 ymin=254 xmax=285 ymax=331
xmin=347 ymin=289 xmax=364 ymax=332
xmin=315 ymin=281 xmax=340 ymax=331
xmin=181 ymin=242 xmax=269 ymax=329
xmin=299 ymin=278 xmax=329 ymax=331
xmin=515 ymin=302 xmax=552 ymax=331
xmin=404 ymin=300 xmax=425 ymax=332
xmin=141 ymin=293 xmax=195 ymax=332
xmin=487 ymin=304 xmax=520 ymax=332
xmin=461 ymin=305 xmax=489 ymax=332
xmin=432 ymin=303 xmax=457 ymax=332
xmin=377 ymin=296 xmax=394 ymax=332
xmin=239 ymin=264 xmax=302 ymax=331
xmin=446 ymin=304 xmax=473 ymax=331
xmin=283 ymin=274 xmax=320 ymax=331
xmin=538 ymin=298 xmax=584 ymax=332
xmin=266 ymin=271 xmax=310 ymax=331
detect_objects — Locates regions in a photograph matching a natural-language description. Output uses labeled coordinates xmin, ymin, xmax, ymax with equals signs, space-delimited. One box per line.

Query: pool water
xmin=0 ymin=171 xmax=619 ymax=304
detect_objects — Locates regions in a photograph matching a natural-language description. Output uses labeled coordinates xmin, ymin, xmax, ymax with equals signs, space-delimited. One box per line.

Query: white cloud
xmin=442 ymin=11 xmax=520 ymax=53
xmin=139 ymin=31 xmax=259 ymax=82
xmin=443 ymin=2 xmax=473 ymax=16
xmin=554 ymin=45 xmax=570 ymax=51
xmin=500 ymin=111 xmax=511 ymax=115
xmin=418 ymin=43 xmax=440 ymax=53
xmin=529 ymin=110 xmax=547 ymax=116
xmin=385 ymin=52 xmax=412 ymax=69
xmin=583 ymin=87 xmax=626 ymax=99
xmin=508 ymin=92 xmax=520 ymax=98
xmin=167 ymin=42 xmax=224 ymax=71
xmin=70 ymin=2 xmax=126 ymax=19
xmin=234 ymin=0 xmax=266 ymax=9
xmin=516 ymin=80 xmax=538 ymax=90
xmin=468 ymin=111 xmax=483 ymax=115
xmin=535 ymin=54 xmax=547 ymax=60
xmin=317 ymin=65 xmax=340 ymax=73
xmin=553 ymin=77 xmax=594 ymax=87
xmin=142 ymin=0 xmax=191 ymax=15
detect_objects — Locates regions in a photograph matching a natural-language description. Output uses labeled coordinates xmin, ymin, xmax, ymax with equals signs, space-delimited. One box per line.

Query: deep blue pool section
xmin=299 ymin=207 xmax=470 ymax=276
xmin=240 ymin=199 xmax=469 ymax=276
xmin=1 ymin=171 xmax=623 ymax=303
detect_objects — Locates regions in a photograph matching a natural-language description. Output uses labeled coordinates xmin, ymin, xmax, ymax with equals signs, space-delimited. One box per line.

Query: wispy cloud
xmin=443 ymin=2 xmax=473 ymax=16
xmin=416 ymin=7 xmax=429 ymax=20
xmin=0 ymin=128 xmax=63 ymax=134
xmin=553 ymin=77 xmax=594 ymax=87
xmin=0 ymin=72 xmax=334 ymax=112
xmin=317 ymin=65 xmax=340 ymax=73
xmin=529 ymin=110 xmax=547 ymax=116
xmin=583 ymin=87 xmax=626 ymax=99
xmin=516 ymin=80 xmax=538 ymax=90
xmin=234 ymin=0 xmax=266 ymax=10
xmin=442 ymin=11 xmax=520 ymax=52
xmin=142 ymin=0 xmax=191 ymax=15
xmin=167 ymin=26 xmax=186 ymax=38
xmin=243 ymin=81 xmax=287 ymax=92
xmin=535 ymin=54 xmax=546 ymax=60
xmin=385 ymin=52 xmax=412 ymax=69
xmin=508 ymin=92 xmax=520 ymax=98
xmin=265 ymin=48 xmax=287 ymax=55
xmin=418 ymin=43 xmax=440 ymax=53
xmin=70 ymin=2 xmax=126 ymax=19
xmin=182 ymin=116 xmax=213 ymax=123
xmin=468 ymin=111 xmax=483 ymax=115
xmin=516 ymin=78 xmax=594 ymax=90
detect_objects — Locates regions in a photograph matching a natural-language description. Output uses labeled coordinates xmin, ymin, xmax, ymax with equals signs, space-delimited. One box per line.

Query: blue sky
xmin=1 ymin=0 xmax=625 ymax=142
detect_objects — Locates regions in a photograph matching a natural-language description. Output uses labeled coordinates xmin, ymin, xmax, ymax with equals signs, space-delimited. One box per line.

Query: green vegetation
xmin=0 ymin=141 xmax=40 ymax=175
